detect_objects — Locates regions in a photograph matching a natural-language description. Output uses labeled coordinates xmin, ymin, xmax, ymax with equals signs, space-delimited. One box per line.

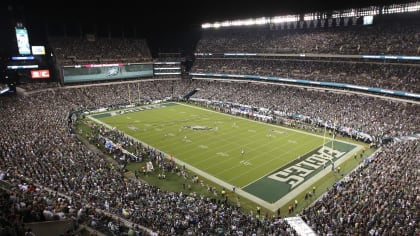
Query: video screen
xmin=363 ymin=16 xmax=374 ymax=25
xmin=31 ymin=46 xmax=46 ymax=55
xmin=15 ymin=27 xmax=31 ymax=55
xmin=30 ymin=69 xmax=50 ymax=79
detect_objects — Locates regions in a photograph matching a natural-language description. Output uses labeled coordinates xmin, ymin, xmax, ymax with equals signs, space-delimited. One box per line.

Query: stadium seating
xmin=1 ymin=78 xmax=418 ymax=235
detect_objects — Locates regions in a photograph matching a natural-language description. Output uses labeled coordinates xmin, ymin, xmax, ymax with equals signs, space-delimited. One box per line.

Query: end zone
xmin=242 ymin=140 xmax=362 ymax=209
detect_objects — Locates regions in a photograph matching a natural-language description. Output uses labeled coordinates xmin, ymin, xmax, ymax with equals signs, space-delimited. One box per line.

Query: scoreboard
xmin=15 ymin=26 xmax=31 ymax=55
xmin=1 ymin=23 xmax=53 ymax=85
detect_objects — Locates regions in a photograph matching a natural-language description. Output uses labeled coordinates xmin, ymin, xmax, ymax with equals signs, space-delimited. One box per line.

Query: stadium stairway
xmin=181 ymin=88 xmax=201 ymax=100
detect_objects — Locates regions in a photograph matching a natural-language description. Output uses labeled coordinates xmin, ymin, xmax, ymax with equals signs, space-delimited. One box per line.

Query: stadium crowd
xmin=196 ymin=16 xmax=420 ymax=55
xmin=192 ymin=14 xmax=420 ymax=95
xmin=48 ymin=37 xmax=152 ymax=65
xmin=0 ymin=78 xmax=418 ymax=235
xmin=191 ymin=58 xmax=420 ymax=93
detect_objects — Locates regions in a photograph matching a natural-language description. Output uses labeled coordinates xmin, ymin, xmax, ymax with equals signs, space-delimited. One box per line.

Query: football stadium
xmin=0 ymin=1 xmax=419 ymax=235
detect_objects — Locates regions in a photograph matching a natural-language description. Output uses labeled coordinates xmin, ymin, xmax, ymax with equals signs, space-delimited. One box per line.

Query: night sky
xmin=6 ymin=0 xmax=416 ymax=29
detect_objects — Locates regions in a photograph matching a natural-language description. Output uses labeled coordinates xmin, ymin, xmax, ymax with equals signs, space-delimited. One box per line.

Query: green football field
xmin=90 ymin=102 xmax=360 ymax=207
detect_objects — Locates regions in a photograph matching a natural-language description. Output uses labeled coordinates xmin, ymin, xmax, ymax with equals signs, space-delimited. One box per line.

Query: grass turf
xmin=96 ymin=103 xmax=326 ymax=187
xmin=81 ymin=102 xmax=371 ymax=214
